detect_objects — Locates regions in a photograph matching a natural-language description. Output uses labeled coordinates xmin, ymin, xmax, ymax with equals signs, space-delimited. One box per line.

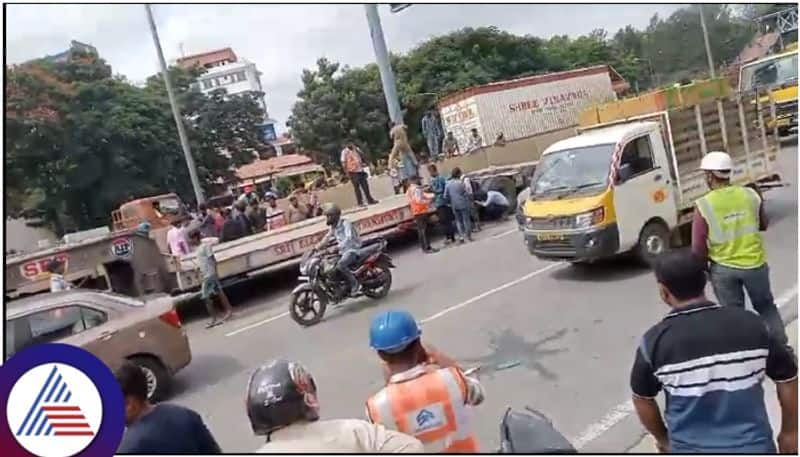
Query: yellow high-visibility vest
xmin=696 ymin=186 xmax=766 ymax=269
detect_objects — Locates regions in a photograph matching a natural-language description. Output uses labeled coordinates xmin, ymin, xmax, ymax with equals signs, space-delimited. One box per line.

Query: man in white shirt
xmin=248 ymin=359 xmax=422 ymax=453
xmin=477 ymin=190 xmax=510 ymax=221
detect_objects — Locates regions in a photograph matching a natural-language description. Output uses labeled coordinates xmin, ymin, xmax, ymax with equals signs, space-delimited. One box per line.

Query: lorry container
xmin=519 ymin=82 xmax=783 ymax=265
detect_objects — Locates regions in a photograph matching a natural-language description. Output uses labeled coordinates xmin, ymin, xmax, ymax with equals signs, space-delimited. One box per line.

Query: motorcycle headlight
xmin=574 ymin=207 xmax=605 ymax=229
xmin=299 ymin=263 xmax=308 ymax=275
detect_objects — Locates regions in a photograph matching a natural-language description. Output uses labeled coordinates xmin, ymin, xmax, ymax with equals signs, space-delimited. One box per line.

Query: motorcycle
xmin=499 ymin=406 xmax=577 ymax=453
xmin=289 ymin=238 xmax=395 ymax=326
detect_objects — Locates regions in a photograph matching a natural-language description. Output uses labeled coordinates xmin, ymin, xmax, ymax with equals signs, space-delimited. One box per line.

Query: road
xmin=168 ymin=145 xmax=798 ymax=453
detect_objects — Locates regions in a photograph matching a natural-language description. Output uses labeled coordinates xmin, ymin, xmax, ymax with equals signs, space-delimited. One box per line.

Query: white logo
xmin=6 ymin=363 xmax=103 ymax=457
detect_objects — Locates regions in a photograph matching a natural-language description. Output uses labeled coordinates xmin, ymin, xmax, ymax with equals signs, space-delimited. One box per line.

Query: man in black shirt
xmin=630 ymin=250 xmax=797 ymax=453
xmin=114 ymin=362 xmax=221 ymax=454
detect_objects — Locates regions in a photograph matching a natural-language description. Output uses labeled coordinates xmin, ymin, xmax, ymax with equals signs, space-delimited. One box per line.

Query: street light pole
xmin=698 ymin=4 xmax=716 ymax=78
xmin=364 ymin=4 xmax=403 ymax=125
xmin=145 ymin=4 xmax=205 ymax=204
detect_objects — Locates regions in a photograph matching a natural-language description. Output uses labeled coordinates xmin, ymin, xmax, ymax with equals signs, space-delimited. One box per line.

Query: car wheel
xmin=636 ymin=221 xmax=670 ymax=267
xmin=129 ymin=356 xmax=171 ymax=402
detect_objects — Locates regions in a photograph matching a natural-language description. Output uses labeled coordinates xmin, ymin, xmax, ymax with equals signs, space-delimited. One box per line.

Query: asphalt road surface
xmin=169 ymin=145 xmax=798 ymax=453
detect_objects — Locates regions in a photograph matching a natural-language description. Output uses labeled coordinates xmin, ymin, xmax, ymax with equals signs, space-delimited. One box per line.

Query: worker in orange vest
xmin=365 ymin=310 xmax=484 ymax=453
xmin=405 ymin=175 xmax=439 ymax=254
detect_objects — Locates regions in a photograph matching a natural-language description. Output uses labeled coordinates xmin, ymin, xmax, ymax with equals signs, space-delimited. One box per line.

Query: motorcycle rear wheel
xmin=362 ymin=266 xmax=393 ymax=299
xmin=289 ymin=288 xmax=328 ymax=326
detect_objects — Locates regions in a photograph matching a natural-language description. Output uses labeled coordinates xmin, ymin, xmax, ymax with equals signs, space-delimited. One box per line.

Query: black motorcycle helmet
xmin=322 ymin=203 xmax=341 ymax=227
xmin=246 ymin=359 xmax=320 ymax=436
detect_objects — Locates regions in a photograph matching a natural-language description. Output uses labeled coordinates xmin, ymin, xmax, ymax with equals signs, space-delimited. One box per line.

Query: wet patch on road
xmin=461 ymin=327 xmax=568 ymax=380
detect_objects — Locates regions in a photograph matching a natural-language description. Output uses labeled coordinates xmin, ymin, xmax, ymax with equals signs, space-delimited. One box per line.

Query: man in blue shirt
xmin=630 ymin=250 xmax=797 ymax=453
xmin=427 ymin=164 xmax=455 ymax=244
xmin=316 ymin=203 xmax=364 ymax=296
xmin=114 ymin=362 xmax=221 ymax=454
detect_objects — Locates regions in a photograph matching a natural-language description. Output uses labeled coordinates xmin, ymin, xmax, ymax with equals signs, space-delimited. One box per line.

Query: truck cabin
xmin=739 ymin=49 xmax=798 ymax=92
xmin=530 ymin=122 xmax=667 ymax=202
xmin=112 ymin=193 xmax=189 ymax=231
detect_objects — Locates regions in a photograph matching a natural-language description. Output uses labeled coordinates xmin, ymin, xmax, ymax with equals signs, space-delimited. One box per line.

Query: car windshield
xmin=740 ymin=53 xmax=798 ymax=91
xmin=530 ymin=144 xmax=615 ymax=198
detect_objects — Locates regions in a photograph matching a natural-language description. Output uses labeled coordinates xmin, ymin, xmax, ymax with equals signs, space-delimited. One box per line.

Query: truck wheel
xmin=484 ymin=176 xmax=517 ymax=213
xmin=636 ymin=221 xmax=669 ymax=267
xmin=128 ymin=356 xmax=171 ymax=402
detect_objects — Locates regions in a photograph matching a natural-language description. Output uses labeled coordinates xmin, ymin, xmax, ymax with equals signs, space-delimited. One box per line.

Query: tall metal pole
xmin=145 ymin=4 xmax=205 ymax=204
xmin=698 ymin=4 xmax=716 ymax=78
xmin=364 ymin=4 xmax=403 ymax=125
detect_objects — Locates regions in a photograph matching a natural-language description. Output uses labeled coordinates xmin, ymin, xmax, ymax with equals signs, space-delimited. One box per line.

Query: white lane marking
xmin=225 ymin=311 xmax=290 ymax=337
xmin=491 ymin=228 xmax=518 ymax=239
xmin=572 ymin=283 xmax=799 ymax=450
xmin=419 ymin=262 xmax=564 ymax=324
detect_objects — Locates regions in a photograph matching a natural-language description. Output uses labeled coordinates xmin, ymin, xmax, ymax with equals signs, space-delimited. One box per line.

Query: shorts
xmin=201 ymin=276 xmax=222 ymax=300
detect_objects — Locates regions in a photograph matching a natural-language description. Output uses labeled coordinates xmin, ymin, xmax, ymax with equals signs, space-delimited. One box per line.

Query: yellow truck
xmin=519 ymin=80 xmax=784 ymax=265
xmin=739 ymin=46 xmax=798 ymax=135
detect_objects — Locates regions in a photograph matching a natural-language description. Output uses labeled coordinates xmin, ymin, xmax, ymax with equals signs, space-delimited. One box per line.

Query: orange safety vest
xmin=343 ymin=148 xmax=362 ymax=173
xmin=366 ymin=365 xmax=479 ymax=453
xmin=406 ymin=185 xmax=430 ymax=216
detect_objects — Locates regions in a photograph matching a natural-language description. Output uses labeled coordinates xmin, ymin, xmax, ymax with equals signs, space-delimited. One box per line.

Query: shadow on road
xmin=171 ymin=353 xmax=246 ymax=397
xmin=321 ymin=284 xmax=418 ymax=324
xmin=460 ymin=327 xmax=568 ymax=380
xmin=551 ymin=257 xmax=649 ymax=282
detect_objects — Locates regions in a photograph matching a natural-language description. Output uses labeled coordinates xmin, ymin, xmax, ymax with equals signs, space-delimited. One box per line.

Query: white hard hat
xmin=699 ymin=151 xmax=733 ymax=178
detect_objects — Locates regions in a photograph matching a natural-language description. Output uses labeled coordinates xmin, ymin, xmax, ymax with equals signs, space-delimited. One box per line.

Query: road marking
xmin=491 ymin=228 xmax=518 ymax=239
xmin=225 ymin=311 xmax=290 ymax=337
xmin=572 ymin=283 xmax=798 ymax=450
xmin=419 ymin=262 xmax=564 ymax=324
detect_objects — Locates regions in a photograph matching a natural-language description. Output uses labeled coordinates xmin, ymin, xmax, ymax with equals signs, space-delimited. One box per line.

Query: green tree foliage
xmin=289 ymin=5 xmax=757 ymax=166
xmin=5 ymin=54 xmax=269 ymax=234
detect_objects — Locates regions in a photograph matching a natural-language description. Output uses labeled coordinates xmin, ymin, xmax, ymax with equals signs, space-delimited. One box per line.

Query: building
xmin=177 ymin=47 xmax=277 ymax=142
xmin=234 ymin=154 xmax=325 ymax=192
xmin=40 ymin=40 xmax=98 ymax=64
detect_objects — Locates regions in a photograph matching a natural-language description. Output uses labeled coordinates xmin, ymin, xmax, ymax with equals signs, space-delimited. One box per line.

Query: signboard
xmin=20 ymin=253 xmax=69 ymax=281
xmin=110 ymin=237 xmax=134 ymax=259
xmin=439 ymin=97 xmax=483 ymax=152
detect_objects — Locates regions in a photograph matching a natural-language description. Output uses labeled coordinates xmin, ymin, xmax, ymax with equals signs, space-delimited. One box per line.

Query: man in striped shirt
xmin=630 ymin=250 xmax=797 ymax=453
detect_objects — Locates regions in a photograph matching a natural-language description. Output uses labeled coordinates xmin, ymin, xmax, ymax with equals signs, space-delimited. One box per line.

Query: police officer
xmin=246 ymin=359 xmax=422 ymax=452
xmin=692 ymin=151 xmax=787 ymax=344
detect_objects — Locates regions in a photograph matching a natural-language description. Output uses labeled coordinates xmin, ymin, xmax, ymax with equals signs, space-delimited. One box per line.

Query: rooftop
xmin=176 ymin=47 xmax=237 ymax=69
xmin=235 ymin=154 xmax=314 ymax=180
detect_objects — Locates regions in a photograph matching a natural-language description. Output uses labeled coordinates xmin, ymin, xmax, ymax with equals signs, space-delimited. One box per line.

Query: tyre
xmin=289 ymin=287 xmax=328 ymax=327
xmin=636 ymin=221 xmax=670 ymax=267
xmin=363 ymin=266 xmax=393 ymax=299
xmin=128 ymin=356 xmax=171 ymax=402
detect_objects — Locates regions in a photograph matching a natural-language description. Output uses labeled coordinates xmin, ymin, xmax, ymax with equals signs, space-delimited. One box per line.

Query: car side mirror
xmin=616 ymin=163 xmax=633 ymax=184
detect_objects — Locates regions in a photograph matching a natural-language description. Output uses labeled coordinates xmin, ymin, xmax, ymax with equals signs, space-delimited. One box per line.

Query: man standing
xmin=166 ymin=218 xmax=190 ymax=256
xmin=190 ymin=233 xmax=233 ymax=328
xmin=405 ymin=176 xmax=438 ymax=254
xmin=476 ymin=190 xmax=510 ymax=221
xmin=47 ymin=259 xmax=70 ymax=292
xmin=421 ymin=110 xmax=443 ymax=161
xmin=630 ymin=250 xmax=797 ymax=454
xmin=692 ymin=151 xmax=787 ymax=344
xmin=462 ymin=173 xmax=483 ymax=232
xmin=366 ymin=310 xmax=484 ymax=452
xmin=264 ymin=194 xmax=288 ymax=232
xmin=444 ymin=167 xmax=473 ymax=243
xmin=427 ymin=164 xmax=456 ymax=244
xmin=196 ymin=203 xmax=218 ymax=238
xmin=233 ymin=200 xmax=254 ymax=237
xmin=286 ymin=195 xmax=309 ymax=224
xmin=442 ymin=131 xmax=460 ymax=158
xmin=114 ymin=362 xmax=221 ymax=453
xmin=341 ymin=142 xmax=378 ymax=207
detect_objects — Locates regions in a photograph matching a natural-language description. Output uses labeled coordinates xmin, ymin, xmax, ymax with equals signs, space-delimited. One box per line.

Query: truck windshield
xmin=530 ymin=144 xmax=614 ymax=198
xmin=740 ymin=52 xmax=798 ymax=91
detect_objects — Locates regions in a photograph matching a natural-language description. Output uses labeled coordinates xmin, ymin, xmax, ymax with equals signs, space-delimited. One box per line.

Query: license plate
xmin=536 ymin=233 xmax=566 ymax=241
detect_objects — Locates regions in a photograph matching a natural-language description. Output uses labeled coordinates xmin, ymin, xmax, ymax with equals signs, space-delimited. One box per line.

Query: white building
xmin=178 ymin=47 xmax=277 ymax=141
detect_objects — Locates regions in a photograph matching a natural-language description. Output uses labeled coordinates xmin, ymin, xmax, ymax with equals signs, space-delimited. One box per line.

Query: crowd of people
xmin=111 ymin=150 xmax=798 ymax=454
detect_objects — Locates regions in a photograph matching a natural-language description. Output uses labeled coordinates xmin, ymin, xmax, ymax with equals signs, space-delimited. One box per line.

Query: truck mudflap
xmin=524 ymin=223 xmax=620 ymax=261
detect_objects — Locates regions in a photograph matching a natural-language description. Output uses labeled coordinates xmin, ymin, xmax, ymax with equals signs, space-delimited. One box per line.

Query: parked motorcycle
xmin=289 ymin=238 xmax=395 ymax=326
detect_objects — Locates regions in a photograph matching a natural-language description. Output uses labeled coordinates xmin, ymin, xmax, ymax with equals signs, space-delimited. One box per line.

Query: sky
xmin=6 ymin=3 xmax=683 ymax=132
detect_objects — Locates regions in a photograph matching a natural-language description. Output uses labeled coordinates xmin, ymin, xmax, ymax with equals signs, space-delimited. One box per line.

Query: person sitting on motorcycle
xmin=365 ymin=310 xmax=484 ymax=452
xmin=315 ymin=203 xmax=363 ymax=297
xmin=247 ymin=359 xmax=423 ymax=453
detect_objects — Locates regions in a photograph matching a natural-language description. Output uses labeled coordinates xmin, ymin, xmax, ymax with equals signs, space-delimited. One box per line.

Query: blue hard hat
xmin=369 ymin=310 xmax=421 ymax=353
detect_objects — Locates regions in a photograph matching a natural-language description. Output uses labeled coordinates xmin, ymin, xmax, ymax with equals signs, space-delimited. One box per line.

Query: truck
xmin=738 ymin=44 xmax=798 ymax=135
xmin=519 ymin=79 xmax=783 ymax=265
xmin=434 ymin=65 xmax=630 ymax=213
